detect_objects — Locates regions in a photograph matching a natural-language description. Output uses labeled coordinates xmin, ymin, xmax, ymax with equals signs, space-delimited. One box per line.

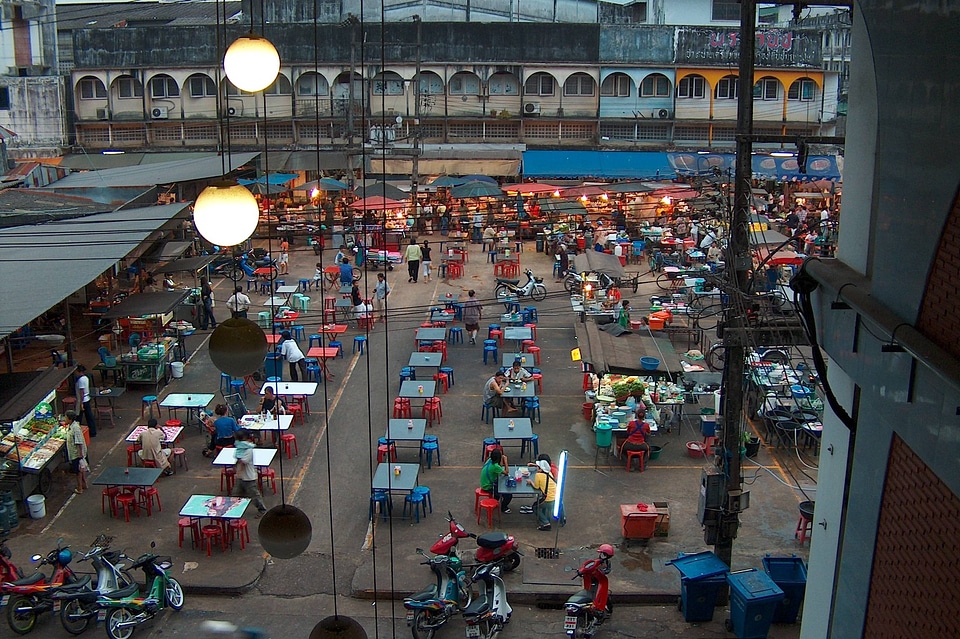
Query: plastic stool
xmin=299 ymin=278 xmax=311 ymax=292
xmin=266 ymin=376 xmax=281 ymax=383
xmin=220 ymin=467 xmax=236 ymax=492
xmin=525 ymin=345 xmax=541 ymax=365
xmin=306 ymin=364 xmax=323 ymax=382
xmin=531 ymin=373 xmax=543 ymax=393
xmin=439 ymin=366 xmax=455 ymax=387
xmin=102 ymin=487 xmax=120 ymax=517
xmin=370 ymin=491 xmax=391 ymax=522
xmin=353 ymin=336 xmax=367 ymax=354
xmin=141 ymin=395 xmax=161 ymax=418
xmin=448 ymin=327 xmax=464 ymax=344
xmin=201 ymin=524 xmax=224 ymax=556
xmin=481 ymin=402 xmax=500 ymax=424
xmin=403 ymin=493 xmax=426 ymax=523
xmin=487 ymin=325 xmax=502 ymax=338
xmin=420 ymin=442 xmax=441 ymax=468
xmin=280 ymin=433 xmax=299 ymax=459
xmin=521 ymin=434 xmax=539 ymax=459
xmin=138 ymin=486 xmax=161 ymax=516
xmin=219 ymin=372 xmax=232 ymax=394
xmin=483 ymin=345 xmax=499 ymax=365
xmin=309 ymin=334 xmax=322 ymax=348
xmin=521 ymin=339 xmax=536 ymax=352
xmin=393 ymin=398 xmax=412 ymax=419
xmin=178 ymin=517 xmax=200 ymax=548
xmin=230 ymin=379 xmax=247 ymax=399
xmin=625 ymin=449 xmax=646 ymax=472
xmin=399 ymin=367 xmax=416 ymax=385
xmin=481 ymin=437 xmax=500 ymax=461
xmin=292 ymin=325 xmax=306 ymax=341
xmin=257 ymin=311 xmax=272 ymax=328
xmin=287 ymin=402 xmax=305 ymax=426
xmin=413 ymin=486 xmax=433 ymax=513
xmin=126 ymin=445 xmax=141 ymax=467
xmin=422 ymin=397 xmax=442 ymax=426
xmin=478 ymin=498 xmax=500 ymax=528
xmin=229 ymin=519 xmax=250 ymax=550
xmin=116 ymin=493 xmax=139 ymax=522
xmin=432 ymin=372 xmax=449 ymax=394
xmin=475 ymin=488 xmax=492 ymax=515
xmin=524 ymin=323 xmax=538 ymax=341
xmin=172 ymin=448 xmax=188 ymax=472
xmin=796 ymin=512 xmax=814 ymax=544
xmin=247 ymin=278 xmax=258 ymax=292
xmin=96 ymin=406 xmax=115 ymax=428
xmin=329 ymin=341 xmax=344 ymax=359
xmin=257 ymin=467 xmax=277 ymax=494
xmin=524 ymin=307 xmax=539 ymax=322
xmin=523 ymin=398 xmax=541 ymax=423
xmin=60 ymin=396 xmax=77 ymax=415
xmin=377 ymin=442 xmax=398 ymax=463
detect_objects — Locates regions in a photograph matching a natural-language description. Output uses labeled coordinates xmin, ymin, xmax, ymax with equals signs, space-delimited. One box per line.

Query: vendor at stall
xmin=620 ymin=406 xmax=651 ymax=458
xmin=617 ymin=300 xmax=631 ymax=328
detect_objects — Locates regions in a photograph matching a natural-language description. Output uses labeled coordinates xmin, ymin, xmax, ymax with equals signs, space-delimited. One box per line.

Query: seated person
xmin=507 ymin=358 xmax=533 ymax=384
xmin=138 ymin=418 xmax=173 ymax=475
xmin=257 ymin=386 xmax=287 ymax=415
xmin=620 ymin=406 xmax=651 ymax=457
xmin=601 ymin=284 xmax=622 ymax=309
xmin=483 ymin=370 xmax=520 ymax=414
xmin=203 ymin=404 xmax=241 ymax=457
xmin=162 ymin=273 xmax=178 ymax=291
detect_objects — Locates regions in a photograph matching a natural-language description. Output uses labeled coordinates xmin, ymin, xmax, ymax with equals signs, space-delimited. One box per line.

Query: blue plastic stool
xmin=402 ymin=492 xmax=426 ymax=523
xmin=413 ymin=485 xmax=433 ymax=513
xmin=521 ymin=434 xmax=539 ymax=459
xmin=487 ymin=325 xmax=501 ymax=339
xmin=523 ymin=398 xmax=541 ymax=423
xmin=292 ymin=325 xmax=305 ymax=341
xmin=275 ymin=280 xmax=285 ymax=289
xmin=448 ymin=327 xmax=464 ymax=344
xmin=230 ymin=379 xmax=247 ymax=399
xmin=141 ymin=395 xmax=161 ymax=418
xmin=353 ymin=336 xmax=367 ymax=354
xmin=439 ymin=366 xmax=455 ymax=387
xmin=328 ymin=341 xmax=343 ymax=358
xmin=506 ymin=301 xmax=521 ymax=313
xmin=420 ymin=442 xmax=441 ymax=469
xmin=400 ymin=367 xmax=416 ymax=385
xmin=423 ymin=435 xmax=438 ymax=444
xmin=259 ymin=281 xmax=271 ymax=295
xmin=299 ymin=278 xmax=311 ymax=292
xmin=453 ymin=303 xmax=464 ymax=321
xmin=521 ymin=309 xmax=533 ymax=324
xmin=369 ymin=491 xmax=391 ymax=522
xmin=309 ymin=334 xmax=322 ymax=348
xmin=219 ymin=372 xmax=232 ymax=394
xmin=306 ymin=364 xmax=322 ymax=382
xmin=480 ymin=437 xmax=499 ymax=460
xmin=481 ymin=402 xmax=500 ymax=424
xmin=487 ymin=250 xmax=498 ymax=263
xmin=483 ymin=345 xmax=498 ymax=365
xmin=524 ymin=306 xmax=539 ymax=322
xmin=247 ymin=278 xmax=258 ymax=292
xmin=266 ymin=376 xmax=281 ymax=383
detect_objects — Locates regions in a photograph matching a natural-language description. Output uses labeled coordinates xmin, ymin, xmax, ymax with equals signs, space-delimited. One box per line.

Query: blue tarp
xmin=238 ymin=173 xmax=298 ymax=185
xmin=667 ymin=153 xmax=841 ymax=182
xmin=522 ymin=151 xmax=675 ymax=180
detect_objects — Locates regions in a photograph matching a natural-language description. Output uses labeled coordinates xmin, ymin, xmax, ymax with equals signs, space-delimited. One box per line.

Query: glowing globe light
xmin=224 ymin=34 xmax=280 ymax=93
xmin=193 ymin=181 xmax=259 ymax=247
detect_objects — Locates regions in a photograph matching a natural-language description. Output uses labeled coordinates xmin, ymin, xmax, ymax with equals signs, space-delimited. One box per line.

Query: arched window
xmin=186 ymin=74 xmax=216 ymax=98
xmin=264 ymin=74 xmax=292 ymax=96
xmin=373 ymin=71 xmax=404 ymax=95
xmin=416 ymin=71 xmax=443 ymax=95
xmin=787 ymin=78 xmax=816 ymax=102
xmin=639 ymin=73 xmax=670 ymax=98
xmin=297 ymin=72 xmax=329 ymax=96
xmin=676 ymin=74 xmax=706 ymax=99
xmin=600 ymin=73 xmax=631 ymax=97
xmin=715 ymin=75 xmax=738 ymax=99
xmin=563 ymin=73 xmax=595 ymax=97
xmin=488 ymin=72 xmax=519 ymax=96
xmin=149 ymin=74 xmax=179 ymax=98
xmin=753 ymin=76 xmax=780 ymax=100
xmin=449 ymin=72 xmax=480 ymax=95
xmin=524 ymin=72 xmax=555 ymax=97
xmin=111 ymin=75 xmax=142 ymax=99
xmin=78 ymin=76 xmax=107 ymax=100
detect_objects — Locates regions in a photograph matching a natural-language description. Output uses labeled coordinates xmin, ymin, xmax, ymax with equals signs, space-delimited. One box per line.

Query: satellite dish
xmin=395 ymin=116 xmax=403 ymax=125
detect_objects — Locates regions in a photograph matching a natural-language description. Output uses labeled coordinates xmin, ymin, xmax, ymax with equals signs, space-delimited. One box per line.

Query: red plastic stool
xmin=138 ymin=486 xmax=162 ymax=516
xmin=796 ymin=512 xmax=814 ymax=544
xmin=178 ymin=517 xmax=200 ymax=549
xmin=126 ymin=445 xmax=141 ymax=467
xmin=229 ymin=519 xmax=250 ymax=550
xmin=521 ymin=339 xmax=536 ymax=351
xmin=524 ymin=323 xmax=538 ymax=341
xmin=60 ymin=396 xmax=77 ymax=414
xmin=432 ymin=372 xmax=449 ymax=394
xmin=220 ymin=467 xmax=236 ymax=492
xmin=257 ymin=467 xmax=277 ymax=494
xmin=287 ymin=403 xmax=305 ymax=426
xmin=477 ymin=498 xmax=501 ymax=529
xmin=101 ymin=487 xmax=120 ymax=517
xmin=422 ymin=397 xmax=442 ymax=427
xmin=172 ymin=448 xmax=188 ymax=472
xmin=525 ymin=345 xmax=541 ymax=365
xmin=280 ymin=433 xmax=299 ymax=459
xmin=393 ymin=397 xmax=412 ymax=418
xmin=201 ymin=525 xmax=224 ymax=556
xmin=488 ymin=330 xmax=504 ymax=347
xmin=115 ymin=493 xmax=139 ymax=522
xmin=432 ymin=340 xmax=448 ymax=362
xmin=625 ymin=449 xmax=646 ymax=472
xmin=164 ymin=419 xmax=182 ymax=429
xmin=377 ymin=442 xmax=398 ymax=463
xmin=531 ymin=373 xmax=543 ymax=393
xmin=474 ymin=488 xmax=492 ymax=516
xmin=582 ymin=372 xmax=593 ymax=391
xmin=483 ymin=443 xmax=504 ymax=462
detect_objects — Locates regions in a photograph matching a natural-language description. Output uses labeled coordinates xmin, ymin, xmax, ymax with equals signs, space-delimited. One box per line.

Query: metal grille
xmin=535 ymin=547 xmax=560 ymax=559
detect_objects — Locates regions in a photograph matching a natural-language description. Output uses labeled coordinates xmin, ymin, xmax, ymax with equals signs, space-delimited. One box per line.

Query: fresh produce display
xmin=0 ymin=415 xmax=67 ymax=471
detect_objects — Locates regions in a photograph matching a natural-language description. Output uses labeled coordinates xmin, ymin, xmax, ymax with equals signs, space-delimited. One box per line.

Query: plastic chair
xmin=413 ymin=485 xmax=433 ymax=513
xmin=478 ymin=498 xmax=500 ymax=528
xmin=403 ymin=492 xmax=427 ymax=523
xmin=353 ymin=336 xmax=367 ymax=354
xmin=439 ymin=366 xmax=455 ymax=387
xmin=420 ymin=442 xmax=441 ymax=469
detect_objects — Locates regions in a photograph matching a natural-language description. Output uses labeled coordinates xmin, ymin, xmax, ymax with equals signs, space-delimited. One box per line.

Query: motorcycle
xmin=101 ymin=543 xmax=184 ymax=639
xmin=56 ymin=535 xmax=138 ymax=635
xmin=461 ymin=562 xmax=512 ymax=639
xmin=562 ymin=271 xmax=616 ymax=295
xmin=563 ymin=544 xmax=615 ymax=639
xmin=1 ymin=538 xmax=87 ymax=635
xmin=221 ymin=252 xmax=277 ymax=282
xmin=404 ymin=548 xmax=472 ymax=639
xmin=494 ymin=269 xmax=546 ymax=302
xmin=0 ymin=539 xmax=25 ymax=583
xmin=431 ymin=512 xmax=521 ymax=572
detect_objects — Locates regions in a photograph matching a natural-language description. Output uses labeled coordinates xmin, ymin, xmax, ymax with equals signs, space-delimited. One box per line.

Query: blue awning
xmin=667 ymin=153 xmax=842 ymax=182
xmin=522 ymin=151 xmax=675 ymax=180
xmin=237 ymin=173 xmax=298 ymax=186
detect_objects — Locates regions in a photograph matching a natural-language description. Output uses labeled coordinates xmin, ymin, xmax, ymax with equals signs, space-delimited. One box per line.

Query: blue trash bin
xmin=264 ymin=353 xmax=284 ymax=380
xmin=726 ymin=569 xmax=785 ymax=639
xmin=761 ymin=556 xmax=807 ymax=624
xmin=667 ymin=551 xmax=729 ymax=623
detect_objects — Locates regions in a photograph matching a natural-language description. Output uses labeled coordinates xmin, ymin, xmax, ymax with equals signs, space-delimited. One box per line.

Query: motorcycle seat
xmin=5 ymin=572 xmax=44 ymax=586
xmin=405 ymin=585 xmax=439 ymax=603
xmin=476 ymin=532 xmax=509 ymax=549
xmin=497 ymin=279 xmax=520 ymax=286
xmin=103 ymin=582 xmax=139 ymax=599
xmin=567 ymin=589 xmax=594 ymax=606
xmin=56 ymin=575 xmax=92 ymax=591
xmin=461 ymin=593 xmax=490 ymax=617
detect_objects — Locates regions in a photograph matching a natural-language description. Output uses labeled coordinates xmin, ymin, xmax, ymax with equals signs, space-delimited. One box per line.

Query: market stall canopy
xmin=45 ymin=152 xmax=259 ymax=189
xmin=561 ymin=185 xmax=608 ymax=198
xmin=667 ymin=152 xmax=842 ymax=182
xmin=501 ymin=182 xmax=560 ymax=195
xmin=244 ymin=182 xmax=290 ymax=196
xmin=574 ymin=250 xmax=626 ymax=279
xmin=354 ymin=182 xmax=408 ymax=201
xmin=523 ymin=150 xmax=675 ymax=180
xmin=459 ymin=174 xmax=498 ymax=184
xmin=539 ymin=198 xmax=588 ymax=217
xmin=449 ymin=181 xmax=504 ymax=199
xmin=153 ymin=255 xmax=217 ymax=274
xmin=750 ymin=229 xmax=793 ymax=246
xmin=574 ymin=320 xmax=683 ymax=376
xmin=268 ymin=151 xmax=359 ymax=172
xmin=144 ymin=241 xmax=191 ymax=263
xmin=0 ymin=367 xmax=77 ymax=424
xmin=0 ymin=203 xmax=189 ymax=340
xmin=101 ymin=290 xmax=192 ymax=320
xmin=349 ymin=196 xmax=406 ymax=210
xmin=428 ymin=176 xmax=466 ymax=188
xmin=237 ymin=174 xmax=297 ymax=186
xmin=603 ymin=181 xmax=656 ymax=193
xmin=297 ymin=177 xmax=349 ymax=192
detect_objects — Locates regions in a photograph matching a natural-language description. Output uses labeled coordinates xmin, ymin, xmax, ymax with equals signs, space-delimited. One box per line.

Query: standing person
xmin=138 ymin=418 xmax=174 ymax=475
xmin=279 ymin=330 xmax=307 ymax=381
xmin=313 ymin=262 xmax=324 ymax=289
xmin=462 ymin=289 xmax=483 ymax=344
xmin=338 ymin=257 xmax=354 ymax=287
xmin=63 ymin=410 xmax=88 ymax=494
xmin=226 ymin=286 xmax=251 ymax=318
xmin=472 ymin=210 xmax=484 ymax=244
xmin=373 ymin=273 xmax=391 ymax=319
xmin=421 ymin=241 xmax=433 ymax=283
xmin=278 ymin=238 xmax=290 ymax=275
xmin=526 ymin=459 xmax=557 ymax=531
xmin=556 ymin=243 xmax=569 ymax=280
xmin=232 ymin=430 xmax=268 ymax=518
xmin=404 ymin=238 xmax=422 ymax=283
xmin=74 ymin=365 xmax=97 ymax=437
xmin=617 ymin=299 xmax=631 ymax=329
xmin=199 ymin=277 xmax=218 ymax=330
xmin=479 ymin=449 xmax=512 ymax=514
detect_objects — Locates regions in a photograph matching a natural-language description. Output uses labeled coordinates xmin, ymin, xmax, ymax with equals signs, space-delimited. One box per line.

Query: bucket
xmin=170 ymin=362 xmax=185 ymax=379
xmin=629 ymin=320 xmax=642 ymax=330
xmin=649 ymin=445 xmax=662 ymax=460
xmin=103 ymin=356 xmax=117 ymax=368
xmin=648 ymin=317 xmax=665 ymax=330
xmin=582 ymin=403 xmax=595 ymax=421
xmin=26 ymin=494 xmax=45 ymax=519
xmin=595 ymin=422 xmax=613 ymax=448
xmin=686 ymin=441 xmax=707 ymax=458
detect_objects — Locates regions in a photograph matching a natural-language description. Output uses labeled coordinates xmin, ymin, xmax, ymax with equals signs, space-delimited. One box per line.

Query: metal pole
xmin=714 ymin=0 xmax=756 ymax=569
xmin=62 ymin=300 xmax=75 ymax=366
xmin=347 ymin=25 xmax=356 ymax=147
xmin=410 ymin=15 xmax=421 ymax=221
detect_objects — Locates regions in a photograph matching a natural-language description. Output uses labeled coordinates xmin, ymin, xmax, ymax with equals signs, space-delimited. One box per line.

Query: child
xmin=313 ymin=262 xmax=324 ymax=288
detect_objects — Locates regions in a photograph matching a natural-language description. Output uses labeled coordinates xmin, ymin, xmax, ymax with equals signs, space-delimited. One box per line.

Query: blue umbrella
xmin=458 ymin=174 xmax=497 ymax=185
xmin=429 ymin=176 xmax=466 ymax=188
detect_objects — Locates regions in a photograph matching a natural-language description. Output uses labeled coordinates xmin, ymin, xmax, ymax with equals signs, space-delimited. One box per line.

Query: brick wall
xmin=863 ymin=435 xmax=960 ymax=637
xmin=917 ymin=189 xmax=960 ymax=358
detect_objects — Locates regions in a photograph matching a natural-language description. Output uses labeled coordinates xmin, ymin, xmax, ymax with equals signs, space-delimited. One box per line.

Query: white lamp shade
xmin=224 ymin=35 xmax=280 ymax=93
xmin=194 ymin=182 xmax=259 ymax=247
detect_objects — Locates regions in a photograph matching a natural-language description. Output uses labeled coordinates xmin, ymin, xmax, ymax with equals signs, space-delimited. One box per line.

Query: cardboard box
xmin=653 ymin=501 xmax=670 ymax=537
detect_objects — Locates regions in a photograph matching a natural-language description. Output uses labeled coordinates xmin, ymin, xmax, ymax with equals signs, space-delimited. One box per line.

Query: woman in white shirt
xmin=278 ymin=330 xmax=307 ymax=381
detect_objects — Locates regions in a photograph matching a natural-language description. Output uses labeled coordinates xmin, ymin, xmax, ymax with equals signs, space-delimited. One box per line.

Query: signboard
xmin=676 ymin=28 xmax=821 ymax=67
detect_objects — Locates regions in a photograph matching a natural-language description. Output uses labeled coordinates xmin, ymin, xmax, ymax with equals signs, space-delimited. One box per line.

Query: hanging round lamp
xmin=258 ymin=504 xmax=312 ymax=559
xmin=194 ymin=180 xmax=259 ymax=247
xmin=310 ymin=615 xmax=368 ymax=639
xmin=224 ymin=34 xmax=280 ymax=93
xmin=208 ymin=317 xmax=268 ymax=378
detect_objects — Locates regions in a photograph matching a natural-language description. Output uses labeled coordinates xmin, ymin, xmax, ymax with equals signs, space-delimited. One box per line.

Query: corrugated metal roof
xmin=48 ymin=152 xmax=259 ymax=188
xmin=56 ymin=2 xmax=242 ymax=31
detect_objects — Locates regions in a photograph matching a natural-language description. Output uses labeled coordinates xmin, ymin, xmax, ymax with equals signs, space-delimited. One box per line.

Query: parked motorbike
xmin=101 ymin=543 xmax=184 ymax=639
xmin=222 ymin=252 xmax=277 ymax=282
xmin=404 ymin=548 xmax=472 ymax=639
xmin=0 ymin=539 xmax=25 ymax=583
xmin=1 ymin=539 xmax=87 ymax=635
xmin=494 ymin=269 xmax=546 ymax=302
xmin=431 ymin=512 xmax=521 ymax=572
xmin=57 ymin=535 xmax=138 ymax=635
xmin=563 ymin=544 xmax=615 ymax=639
xmin=461 ymin=562 xmax=512 ymax=639
xmin=562 ymin=271 xmax=616 ymax=295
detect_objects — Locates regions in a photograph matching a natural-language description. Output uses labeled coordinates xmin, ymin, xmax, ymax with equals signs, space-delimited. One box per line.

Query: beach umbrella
xmin=354 ymin=182 xmax=408 ymax=200
xmin=298 ymin=177 xmax=349 ymax=192
xmin=458 ymin=174 xmax=497 ymax=184
xmin=429 ymin=176 xmax=465 ymax=188
xmin=449 ymin=180 xmax=505 ymax=199
xmin=501 ymin=182 xmax=560 ymax=195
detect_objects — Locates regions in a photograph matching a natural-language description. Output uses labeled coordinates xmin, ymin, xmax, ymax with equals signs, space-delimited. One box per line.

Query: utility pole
xmin=410 ymin=15 xmax=421 ymax=220
xmin=713 ymin=0 xmax=756 ymax=568
xmin=347 ymin=20 xmax=356 ymax=147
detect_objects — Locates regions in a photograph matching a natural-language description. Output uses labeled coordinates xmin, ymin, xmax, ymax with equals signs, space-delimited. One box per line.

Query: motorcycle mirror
xmin=150 ymin=541 xmax=156 ymax=549
xmin=57 ymin=537 xmax=64 ymax=548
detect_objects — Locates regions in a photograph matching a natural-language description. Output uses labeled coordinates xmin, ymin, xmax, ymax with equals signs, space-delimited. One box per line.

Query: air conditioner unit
xmin=96 ymin=108 xmax=111 ymax=121
xmin=151 ymin=106 xmax=169 ymax=119
xmin=657 ymin=108 xmax=672 ymax=119
xmin=226 ymin=105 xmax=241 ymax=117
xmin=524 ymin=102 xmax=541 ymax=115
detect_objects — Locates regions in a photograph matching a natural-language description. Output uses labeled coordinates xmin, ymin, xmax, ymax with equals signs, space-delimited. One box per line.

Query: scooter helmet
xmin=598 ymin=544 xmax=615 ymax=559
xmin=57 ymin=549 xmax=73 ymax=566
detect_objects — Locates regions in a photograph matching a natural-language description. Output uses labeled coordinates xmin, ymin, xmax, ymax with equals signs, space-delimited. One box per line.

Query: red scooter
xmin=430 ymin=512 xmax=522 ymax=572
xmin=0 ymin=540 xmax=24 ymax=583
xmin=563 ymin=544 xmax=615 ymax=639
xmin=1 ymin=539 xmax=87 ymax=635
